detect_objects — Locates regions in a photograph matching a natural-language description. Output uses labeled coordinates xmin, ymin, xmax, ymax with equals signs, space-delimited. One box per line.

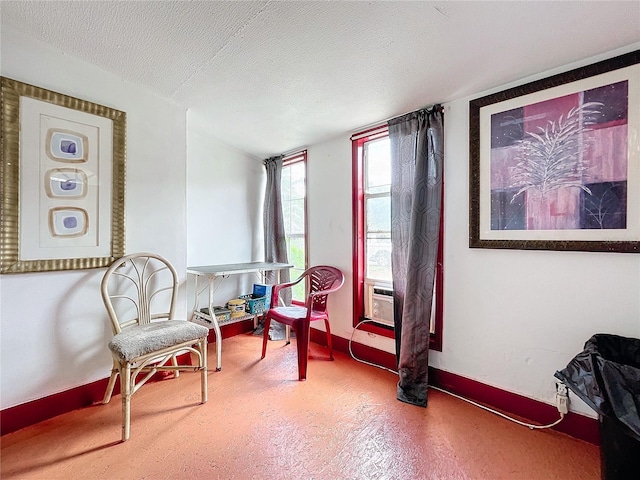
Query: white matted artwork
xmin=20 ymin=97 xmax=113 ymax=258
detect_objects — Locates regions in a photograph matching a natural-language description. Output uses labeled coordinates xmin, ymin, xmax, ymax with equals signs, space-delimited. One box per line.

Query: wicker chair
xmin=261 ymin=265 xmax=344 ymax=380
xmin=101 ymin=252 xmax=209 ymax=441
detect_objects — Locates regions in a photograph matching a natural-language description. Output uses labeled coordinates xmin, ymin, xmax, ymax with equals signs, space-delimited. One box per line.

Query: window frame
xmin=352 ymin=127 xmax=443 ymax=351
xmin=282 ymin=150 xmax=308 ymax=303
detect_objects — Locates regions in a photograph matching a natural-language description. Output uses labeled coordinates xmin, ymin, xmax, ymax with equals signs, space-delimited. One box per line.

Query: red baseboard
xmin=311 ymin=328 xmax=600 ymax=445
xmin=0 ymin=350 xmax=195 ymax=435
xmin=1 ymin=376 xmax=111 ymax=436
xmin=0 ymin=319 xmax=256 ymax=436
xmin=207 ymin=318 xmax=255 ymax=343
xmin=3 ymin=324 xmax=599 ymax=446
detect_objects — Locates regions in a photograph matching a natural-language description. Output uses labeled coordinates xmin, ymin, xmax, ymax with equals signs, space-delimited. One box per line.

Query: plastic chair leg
xmin=261 ymin=315 xmax=272 ymax=358
xmin=324 ymin=317 xmax=334 ymax=360
xmin=293 ymin=320 xmax=310 ymax=381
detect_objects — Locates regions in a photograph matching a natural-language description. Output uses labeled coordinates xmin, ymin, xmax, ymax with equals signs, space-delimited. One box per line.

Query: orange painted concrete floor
xmin=1 ymin=334 xmax=599 ymax=480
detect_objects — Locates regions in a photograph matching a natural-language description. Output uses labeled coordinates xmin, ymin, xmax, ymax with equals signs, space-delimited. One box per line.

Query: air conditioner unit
xmin=364 ymin=282 xmax=394 ymax=327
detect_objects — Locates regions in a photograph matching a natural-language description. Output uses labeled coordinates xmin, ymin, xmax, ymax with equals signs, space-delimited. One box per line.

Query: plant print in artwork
xmin=490 ymin=81 xmax=628 ymax=231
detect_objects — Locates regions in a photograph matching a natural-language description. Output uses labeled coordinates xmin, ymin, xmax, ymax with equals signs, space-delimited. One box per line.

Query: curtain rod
xmin=271 ymin=104 xmax=444 ymax=159
xmin=263 ymin=148 xmax=307 ymax=163
xmin=351 ymin=103 xmax=444 ymax=138
xmin=282 ymin=148 xmax=307 ymax=159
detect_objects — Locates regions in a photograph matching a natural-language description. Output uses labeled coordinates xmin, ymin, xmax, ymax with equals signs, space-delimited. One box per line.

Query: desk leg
xmin=190 ymin=275 xmax=199 ymax=322
xmin=276 ymin=269 xmax=291 ymax=344
xmin=208 ymin=278 xmax=223 ymax=371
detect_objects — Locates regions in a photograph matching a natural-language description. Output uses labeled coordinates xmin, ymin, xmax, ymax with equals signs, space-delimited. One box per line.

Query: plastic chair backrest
xmin=307 ymin=265 xmax=344 ymax=313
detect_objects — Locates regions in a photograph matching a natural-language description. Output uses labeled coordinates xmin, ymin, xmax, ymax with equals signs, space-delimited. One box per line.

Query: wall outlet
xmin=556 ymin=382 xmax=568 ymax=395
xmin=556 ymin=382 xmax=569 ymax=414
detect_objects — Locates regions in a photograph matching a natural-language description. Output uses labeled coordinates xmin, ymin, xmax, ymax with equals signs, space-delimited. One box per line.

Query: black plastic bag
xmin=554 ymin=333 xmax=640 ymax=442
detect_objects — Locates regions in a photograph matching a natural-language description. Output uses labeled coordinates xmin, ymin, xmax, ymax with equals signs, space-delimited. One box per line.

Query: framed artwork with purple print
xmin=1 ymin=78 xmax=126 ymax=273
xmin=469 ymin=50 xmax=639 ymax=253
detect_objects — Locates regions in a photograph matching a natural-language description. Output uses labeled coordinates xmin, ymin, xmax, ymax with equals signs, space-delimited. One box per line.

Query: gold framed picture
xmin=1 ymin=77 xmax=126 ymax=273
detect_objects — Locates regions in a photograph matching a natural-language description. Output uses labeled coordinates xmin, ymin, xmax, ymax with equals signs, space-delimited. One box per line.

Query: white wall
xmin=307 ymin=45 xmax=640 ymax=418
xmin=186 ymin=114 xmax=265 ymax=306
xmin=0 ymin=27 xmax=189 ymax=409
xmin=306 ymin=137 xmax=355 ymax=337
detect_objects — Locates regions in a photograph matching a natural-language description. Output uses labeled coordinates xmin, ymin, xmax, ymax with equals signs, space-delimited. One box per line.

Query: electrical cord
xmin=348 ymin=319 xmax=565 ymax=430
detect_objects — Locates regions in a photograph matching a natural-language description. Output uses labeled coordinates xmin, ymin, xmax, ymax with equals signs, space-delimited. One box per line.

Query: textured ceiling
xmin=1 ymin=1 xmax=639 ymax=158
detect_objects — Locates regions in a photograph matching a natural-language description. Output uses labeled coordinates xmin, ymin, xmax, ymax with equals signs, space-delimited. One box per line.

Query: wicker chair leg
xmin=103 ymin=362 xmax=119 ymax=404
xmin=171 ymin=354 xmax=180 ymax=378
xmin=121 ymin=363 xmax=131 ymax=442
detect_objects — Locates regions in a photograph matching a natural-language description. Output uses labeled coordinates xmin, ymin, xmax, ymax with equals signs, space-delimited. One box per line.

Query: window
xmin=281 ymin=151 xmax=307 ymax=302
xmin=352 ymin=128 xmax=444 ymax=351
xmin=364 ymin=137 xmax=392 ymax=283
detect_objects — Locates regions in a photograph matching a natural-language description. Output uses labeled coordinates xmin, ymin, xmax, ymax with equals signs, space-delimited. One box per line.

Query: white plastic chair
xmin=101 ymin=252 xmax=209 ymax=441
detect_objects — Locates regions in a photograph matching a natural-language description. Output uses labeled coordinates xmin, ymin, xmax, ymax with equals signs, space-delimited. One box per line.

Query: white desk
xmin=187 ymin=262 xmax=293 ymax=371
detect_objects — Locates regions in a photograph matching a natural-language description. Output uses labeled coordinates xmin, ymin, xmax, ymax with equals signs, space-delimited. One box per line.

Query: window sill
xmin=359 ymin=320 xmax=394 ymax=338
xmin=357 ymin=318 xmax=442 ymax=352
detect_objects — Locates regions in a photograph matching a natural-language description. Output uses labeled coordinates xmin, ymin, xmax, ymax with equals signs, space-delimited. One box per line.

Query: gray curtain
xmin=389 ymin=106 xmax=444 ymax=407
xmin=263 ymin=155 xmax=288 ymax=283
xmin=262 ymin=156 xmax=291 ymax=339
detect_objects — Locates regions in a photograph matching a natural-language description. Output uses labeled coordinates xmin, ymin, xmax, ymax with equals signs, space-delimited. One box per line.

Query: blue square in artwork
xmin=63 ymin=216 xmax=78 ymax=229
xmin=50 ymin=208 xmax=87 ymax=237
xmin=48 ymin=131 xmax=85 ymax=161
xmin=60 ymin=179 xmax=78 ymax=191
xmin=60 ymin=140 xmax=77 ymax=154
xmin=46 ymin=168 xmax=87 ymax=198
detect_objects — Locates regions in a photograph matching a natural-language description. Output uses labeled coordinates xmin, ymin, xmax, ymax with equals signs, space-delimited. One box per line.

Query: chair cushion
xmin=108 ymin=320 xmax=209 ymax=362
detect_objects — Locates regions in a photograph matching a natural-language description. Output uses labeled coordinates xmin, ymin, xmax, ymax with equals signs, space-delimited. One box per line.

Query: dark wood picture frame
xmin=469 ymin=50 xmax=639 ymax=253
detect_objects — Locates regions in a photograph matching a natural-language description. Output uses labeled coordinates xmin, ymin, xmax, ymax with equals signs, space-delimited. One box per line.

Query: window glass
xmin=364 ymin=138 xmax=391 ymax=282
xmin=366 ymin=196 xmax=390 ymax=233
xmin=365 ymin=138 xmax=391 ymax=192
xmin=281 ymin=154 xmax=307 ymax=301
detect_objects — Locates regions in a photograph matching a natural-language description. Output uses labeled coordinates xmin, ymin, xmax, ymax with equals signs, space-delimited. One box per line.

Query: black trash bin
xmin=555 ymin=334 xmax=640 ymax=480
